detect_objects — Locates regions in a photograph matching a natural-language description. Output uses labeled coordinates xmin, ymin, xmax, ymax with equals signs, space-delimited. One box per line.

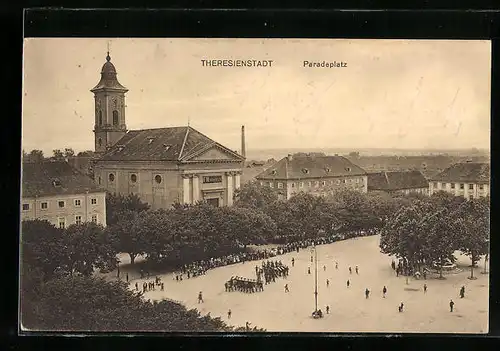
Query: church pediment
xmin=182 ymin=144 xmax=243 ymax=162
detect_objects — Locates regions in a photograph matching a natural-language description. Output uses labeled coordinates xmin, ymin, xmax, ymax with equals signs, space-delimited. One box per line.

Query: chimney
xmin=241 ymin=125 xmax=246 ymax=158
xmin=287 ymin=154 xmax=293 ymax=161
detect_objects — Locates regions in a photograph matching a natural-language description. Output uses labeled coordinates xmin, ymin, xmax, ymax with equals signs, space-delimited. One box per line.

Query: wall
xmin=21 ymin=191 xmax=107 ymax=227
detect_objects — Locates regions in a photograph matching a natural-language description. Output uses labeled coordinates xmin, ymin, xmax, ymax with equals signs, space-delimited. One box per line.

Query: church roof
xmin=430 ymin=162 xmax=490 ymax=183
xmin=98 ymin=126 xmax=244 ymax=162
xmin=256 ymin=154 xmax=366 ymax=180
xmin=90 ymin=53 xmax=128 ymax=92
xmin=367 ymin=170 xmax=428 ymax=191
xmin=22 ymin=161 xmax=103 ymax=198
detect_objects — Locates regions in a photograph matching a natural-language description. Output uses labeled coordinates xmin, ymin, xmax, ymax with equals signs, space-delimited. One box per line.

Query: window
xmin=112 ymin=110 xmax=119 ymax=125
xmin=260 ymin=181 xmax=264 ymax=186
xmin=308 ymin=181 xmax=312 ymax=187
xmin=74 ymin=199 xmax=81 ymax=207
xmin=130 ymin=174 xmax=137 ymax=183
xmin=75 ymin=216 xmax=82 ymax=225
xmin=469 ymin=184 xmax=474 ymax=190
xmin=325 ymin=167 xmax=331 ymax=173
xmin=291 ymin=183 xmax=296 ymax=188
xmin=98 ymin=111 xmax=103 ymax=125
xmin=58 ymin=218 xmax=65 ymax=229
xmin=299 ymin=182 xmax=304 ymax=188
xmin=336 ymin=179 xmax=340 ymax=184
xmin=479 ymin=184 xmax=484 ymax=190
xmin=98 ymin=176 xmax=101 ymax=185
xmin=271 ymin=170 xmax=277 ymax=175
xmin=22 ymin=204 xmax=29 ymax=211
xmin=460 ymin=183 xmax=464 ymax=190
xmin=98 ymin=138 xmax=102 ymax=147
xmin=91 ymin=198 xmax=97 ymax=205
xmin=278 ymin=182 xmax=283 ymax=189
xmin=342 ymin=179 xmax=346 ymax=184
xmin=451 ymin=183 xmax=455 ymax=189
xmin=58 ymin=201 xmax=65 ymax=208
xmin=91 ymin=215 xmax=98 ymax=223
xmin=302 ymin=168 xmax=309 ymax=174
xmin=202 ymin=176 xmax=222 ymax=184
xmin=269 ymin=182 xmax=274 ymax=188
xmin=41 ymin=202 xmax=48 ymax=209
xmin=109 ymin=173 xmax=115 ymax=182
xmin=434 ymin=182 xmax=438 ymax=188
xmin=345 ymin=167 xmax=351 ymax=172
xmin=315 ymin=181 xmax=319 ymax=187
xmin=321 ymin=181 xmax=326 ymax=186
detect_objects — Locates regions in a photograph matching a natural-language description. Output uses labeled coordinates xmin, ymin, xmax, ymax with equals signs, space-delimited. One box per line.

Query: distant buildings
xmin=255 ymin=154 xmax=367 ymax=200
xmin=90 ymin=52 xmax=244 ymax=209
xmin=429 ymin=162 xmax=490 ymax=199
xmin=367 ymin=170 xmax=429 ymax=195
xmin=21 ymin=161 xmax=107 ymax=228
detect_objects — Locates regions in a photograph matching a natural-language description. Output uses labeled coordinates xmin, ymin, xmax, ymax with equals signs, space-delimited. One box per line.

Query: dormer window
xmin=345 ymin=167 xmax=351 ymax=172
xmin=271 ymin=169 xmax=277 ymax=175
xmin=52 ymin=179 xmax=62 ymax=187
xmin=147 ymin=137 xmax=155 ymax=144
xmin=325 ymin=167 xmax=331 ymax=173
xmin=302 ymin=168 xmax=309 ymax=174
xmin=163 ymin=144 xmax=171 ymax=151
xmin=117 ymin=145 xmax=125 ymax=152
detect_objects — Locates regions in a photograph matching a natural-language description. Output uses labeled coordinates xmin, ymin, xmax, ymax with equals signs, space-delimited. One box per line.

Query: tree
xmin=61 ymin=222 xmax=118 ymax=277
xmin=23 ymin=149 xmax=45 ymax=163
xmin=456 ymin=198 xmax=490 ymax=279
xmin=52 ymin=149 xmax=64 ymax=160
xmin=106 ymin=192 xmax=150 ymax=227
xmin=21 ymin=275 xmax=264 ymax=332
xmin=233 ymin=181 xmax=279 ymax=210
xmin=64 ymin=148 xmax=75 ymax=158
xmin=21 ymin=219 xmax=67 ymax=281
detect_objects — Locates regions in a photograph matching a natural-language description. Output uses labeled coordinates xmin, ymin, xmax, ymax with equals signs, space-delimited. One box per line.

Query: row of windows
xmin=58 ymin=214 xmax=99 ymax=229
xmin=262 ymin=178 xmax=364 ymax=189
xmin=102 ymin=173 xmax=225 ymax=186
xmin=433 ymin=182 xmax=486 ymax=191
xmin=22 ymin=198 xmax=98 ymax=211
xmin=97 ymin=110 xmax=120 ymax=126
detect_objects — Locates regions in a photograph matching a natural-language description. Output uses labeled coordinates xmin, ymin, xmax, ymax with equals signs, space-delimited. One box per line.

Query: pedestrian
xmin=326 ymin=279 xmax=330 ymax=288
xmin=126 ymin=273 xmax=129 ymax=283
xmin=311 ymin=256 xmax=313 ymax=263
xmin=308 ymin=267 xmax=311 ymax=275
xmin=135 ymin=282 xmax=138 ymax=291
xmin=423 ymin=284 xmax=427 ymax=293
xmin=292 ymin=258 xmax=295 ymax=267
xmin=335 ymin=262 xmax=338 ymax=269
xmin=355 ymin=266 xmax=359 ymax=274
xmin=347 ymin=279 xmax=350 ymax=288
xmin=323 ymin=265 xmax=326 ymax=272
xmin=391 ymin=260 xmax=396 ymax=271
xmin=383 ymin=286 xmax=387 ymax=298
xmin=460 ymin=286 xmax=465 ymax=299
xmin=396 ymin=267 xmax=400 ymax=277
xmin=284 ymin=284 xmax=289 ymax=293
xmin=450 ymin=299 xmax=454 ymax=312
xmin=423 ymin=270 xmax=427 ymax=280
xmin=399 ymin=302 xmax=404 ymax=312
xmin=349 ymin=267 xmax=352 ymax=274
xmin=228 ymin=309 xmax=232 ymax=319
xmin=326 ymin=305 xmax=330 ymax=314
xmin=161 ymin=283 xmax=164 ymax=291
xmin=246 ymin=321 xmax=251 ymax=331
xmin=365 ymin=288 xmax=370 ymax=299
xmin=198 ymin=291 xmax=204 ymax=304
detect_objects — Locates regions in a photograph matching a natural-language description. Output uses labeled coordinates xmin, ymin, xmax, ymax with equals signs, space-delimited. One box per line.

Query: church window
xmin=22 ymin=204 xmax=29 ymax=211
xmin=112 ymin=110 xmax=119 ymax=125
xmin=130 ymin=174 xmax=137 ymax=183
xmin=155 ymin=175 xmax=162 ymax=184
xmin=109 ymin=173 xmax=115 ymax=182
xmin=98 ymin=176 xmax=101 ymax=185
xmin=98 ymin=110 xmax=103 ymax=125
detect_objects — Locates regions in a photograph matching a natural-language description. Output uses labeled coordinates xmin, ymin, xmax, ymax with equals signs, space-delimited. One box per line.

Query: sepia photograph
xmin=20 ymin=38 xmax=490 ymax=334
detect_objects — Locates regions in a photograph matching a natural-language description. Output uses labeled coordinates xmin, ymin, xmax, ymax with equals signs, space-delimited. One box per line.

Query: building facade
xmin=367 ymin=170 xmax=429 ymax=196
xmin=21 ymin=161 xmax=107 ymax=228
xmin=429 ymin=162 xmax=490 ymax=199
xmin=255 ymin=154 xmax=368 ymax=200
xmin=91 ymin=53 xmax=244 ymax=209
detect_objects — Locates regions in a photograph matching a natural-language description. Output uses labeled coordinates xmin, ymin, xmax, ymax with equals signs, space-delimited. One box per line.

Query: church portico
xmin=181 ymin=170 xmax=242 ymax=206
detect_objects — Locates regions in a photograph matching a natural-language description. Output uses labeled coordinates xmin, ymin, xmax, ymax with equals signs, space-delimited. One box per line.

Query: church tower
xmin=91 ymin=52 xmax=128 ymax=154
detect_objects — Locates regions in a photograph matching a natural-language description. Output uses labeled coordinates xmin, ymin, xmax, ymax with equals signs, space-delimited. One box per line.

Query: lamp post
xmin=482 ymin=239 xmax=489 ymax=274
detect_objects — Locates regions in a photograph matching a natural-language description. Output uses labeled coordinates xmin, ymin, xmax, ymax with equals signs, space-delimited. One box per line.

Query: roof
xmin=367 ymin=170 xmax=428 ymax=191
xmin=22 ymin=161 xmax=103 ymax=198
xmin=255 ymin=155 xmax=366 ymax=180
xmin=431 ymin=162 xmax=490 ymax=183
xmin=90 ymin=54 xmax=128 ymax=92
xmin=98 ymin=126 xmax=244 ymax=162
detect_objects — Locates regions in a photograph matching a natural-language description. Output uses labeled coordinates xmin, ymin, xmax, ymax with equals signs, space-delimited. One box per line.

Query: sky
xmin=22 ymin=38 xmax=491 ymax=155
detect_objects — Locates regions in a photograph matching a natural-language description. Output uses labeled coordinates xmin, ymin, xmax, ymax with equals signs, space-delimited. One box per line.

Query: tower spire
xmin=106 ymin=41 xmax=111 ymax=61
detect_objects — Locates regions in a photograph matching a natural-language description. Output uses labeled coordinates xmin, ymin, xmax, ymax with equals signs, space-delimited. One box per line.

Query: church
xmin=91 ymin=53 xmax=245 ymax=209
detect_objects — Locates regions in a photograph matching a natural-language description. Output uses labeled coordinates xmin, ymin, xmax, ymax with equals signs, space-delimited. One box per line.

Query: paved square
xmin=137 ymin=235 xmax=488 ymax=333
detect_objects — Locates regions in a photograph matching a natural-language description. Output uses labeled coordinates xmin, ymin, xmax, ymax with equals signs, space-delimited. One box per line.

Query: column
xmin=182 ymin=175 xmax=191 ymax=204
xmin=235 ymin=171 xmax=241 ymax=190
xmin=226 ymin=172 xmax=234 ymax=206
xmin=192 ymin=175 xmax=200 ymax=203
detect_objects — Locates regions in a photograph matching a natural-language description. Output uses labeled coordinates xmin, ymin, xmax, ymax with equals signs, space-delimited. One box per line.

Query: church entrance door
xmin=206 ymin=198 xmax=220 ymax=207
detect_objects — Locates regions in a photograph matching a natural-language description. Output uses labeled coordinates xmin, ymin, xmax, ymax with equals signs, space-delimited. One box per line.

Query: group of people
xmin=256 ymin=260 xmax=289 ymax=284
xmin=225 ymin=276 xmax=264 ymax=293
xmin=135 ymin=276 xmax=164 ymax=293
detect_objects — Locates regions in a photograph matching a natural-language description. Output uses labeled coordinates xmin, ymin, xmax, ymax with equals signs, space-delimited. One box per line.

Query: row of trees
xmin=21 ymin=218 xmax=263 ymax=331
xmin=22 ymin=148 xmax=95 ymax=163
xmin=380 ymin=192 xmax=489 ymax=279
